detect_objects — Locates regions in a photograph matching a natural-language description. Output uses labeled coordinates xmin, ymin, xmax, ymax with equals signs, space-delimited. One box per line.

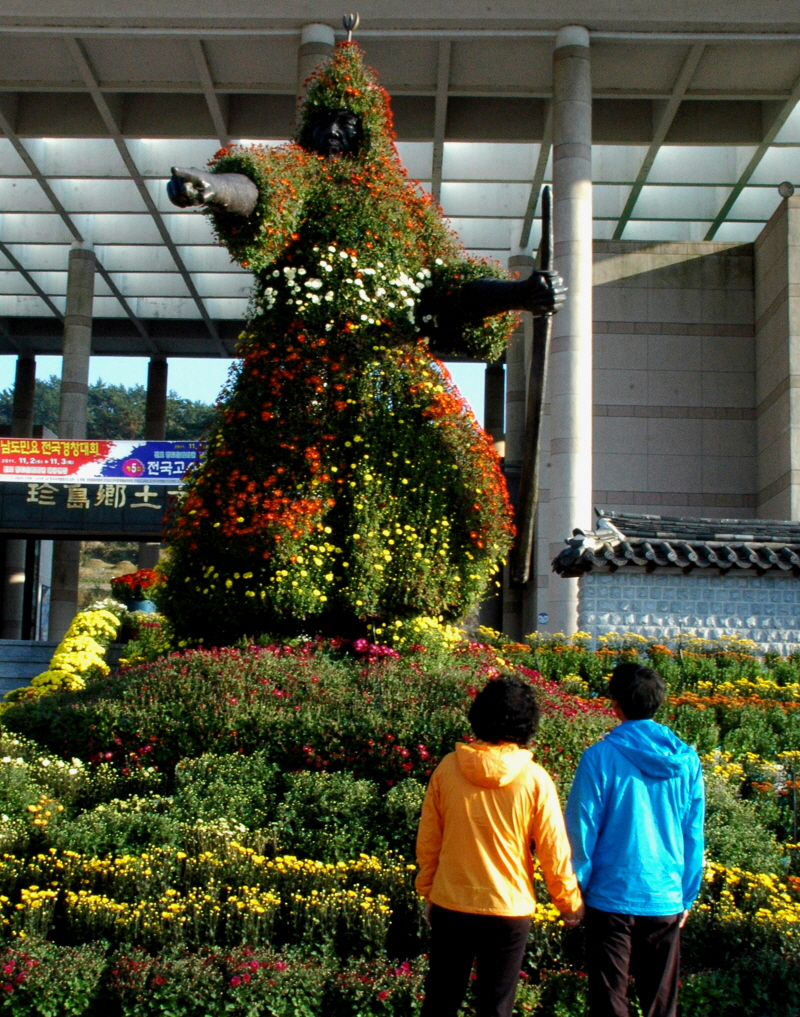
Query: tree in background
xmin=0 ymin=376 xmax=216 ymax=440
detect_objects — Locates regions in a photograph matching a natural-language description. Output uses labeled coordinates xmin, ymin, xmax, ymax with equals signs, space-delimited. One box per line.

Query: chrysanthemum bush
xmin=157 ymin=43 xmax=516 ymax=646
xmin=0 ymin=632 xmax=797 ymax=1014
xmin=3 ymin=603 xmax=123 ymax=706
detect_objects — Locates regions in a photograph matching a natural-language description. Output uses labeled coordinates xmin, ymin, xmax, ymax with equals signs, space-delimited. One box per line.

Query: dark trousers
xmin=420 ymin=904 xmax=531 ymax=1017
xmin=585 ymin=906 xmax=682 ymax=1017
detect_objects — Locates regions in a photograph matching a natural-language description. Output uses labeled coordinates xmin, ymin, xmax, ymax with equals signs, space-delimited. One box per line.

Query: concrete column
xmin=498 ymin=254 xmax=534 ymax=639
xmin=476 ymin=362 xmax=506 ymax=632
xmin=11 ymin=354 xmax=35 ymax=437
xmin=484 ymin=363 xmax=505 ymax=455
xmin=755 ymin=195 xmax=800 ymax=519
xmin=57 ymin=245 xmax=95 ymax=441
xmin=297 ymin=23 xmax=335 ymax=95
xmin=144 ymin=357 xmax=168 ymax=441
xmin=1 ymin=354 xmax=37 ymax=638
xmin=548 ymin=25 xmax=593 ymax=636
xmin=50 ymin=244 xmax=95 ymax=642
xmin=139 ymin=357 xmax=169 ymax=570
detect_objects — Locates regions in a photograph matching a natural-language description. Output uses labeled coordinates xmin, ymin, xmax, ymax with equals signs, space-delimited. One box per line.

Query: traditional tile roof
xmin=552 ymin=510 xmax=800 ymax=578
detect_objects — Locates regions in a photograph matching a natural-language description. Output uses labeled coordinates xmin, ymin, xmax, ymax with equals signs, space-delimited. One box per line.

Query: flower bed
xmin=0 ymin=633 xmax=796 ymax=1015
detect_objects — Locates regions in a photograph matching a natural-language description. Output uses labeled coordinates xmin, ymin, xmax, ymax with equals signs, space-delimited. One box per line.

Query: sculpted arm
xmin=166 ymin=148 xmax=309 ymax=269
xmin=167 ymin=166 xmax=259 ymax=216
xmin=416 ymin=261 xmax=566 ymax=362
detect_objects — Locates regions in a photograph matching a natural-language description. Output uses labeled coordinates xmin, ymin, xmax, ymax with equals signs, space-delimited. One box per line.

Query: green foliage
xmin=534 ymin=970 xmax=588 ymax=1017
xmin=0 ymin=376 xmax=215 ymax=441
xmin=0 ymin=941 xmax=107 ymax=1017
xmin=681 ymin=919 xmax=800 ymax=1016
xmin=383 ymin=779 xmax=427 ymax=857
xmin=663 ymin=703 xmax=721 ymax=755
xmin=173 ymin=751 xmax=282 ymax=829
xmin=272 ymin=770 xmax=382 ymax=862
xmin=702 ymin=773 xmax=784 ymax=872
xmin=49 ymin=795 xmax=180 ymax=856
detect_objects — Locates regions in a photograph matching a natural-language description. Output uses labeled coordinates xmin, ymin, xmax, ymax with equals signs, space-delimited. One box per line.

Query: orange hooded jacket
xmin=415 ymin=741 xmax=582 ymax=917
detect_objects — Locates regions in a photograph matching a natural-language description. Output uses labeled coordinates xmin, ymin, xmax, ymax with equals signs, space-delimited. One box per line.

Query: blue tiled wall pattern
xmin=579 ymin=571 xmax=800 ymax=654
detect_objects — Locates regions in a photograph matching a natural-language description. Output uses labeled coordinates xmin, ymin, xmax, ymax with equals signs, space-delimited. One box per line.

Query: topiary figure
xmin=159 ymin=43 xmax=563 ymax=645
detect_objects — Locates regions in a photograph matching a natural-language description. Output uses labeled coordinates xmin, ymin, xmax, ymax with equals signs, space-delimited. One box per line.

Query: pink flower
xmin=231 ymin=975 xmax=242 ymax=986
xmin=273 ymin=961 xmax=288 ymax=971
xmin=378 ymin=989 xmax=390 ymax=1000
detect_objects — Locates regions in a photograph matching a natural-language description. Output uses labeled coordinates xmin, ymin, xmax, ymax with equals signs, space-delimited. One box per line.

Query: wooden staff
xmin=511 ymin=184 xmax=553 ymax=585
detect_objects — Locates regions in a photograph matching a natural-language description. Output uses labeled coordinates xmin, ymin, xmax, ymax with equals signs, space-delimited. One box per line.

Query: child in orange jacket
xmin=416 ymin=675 xmax=584 ymax=1017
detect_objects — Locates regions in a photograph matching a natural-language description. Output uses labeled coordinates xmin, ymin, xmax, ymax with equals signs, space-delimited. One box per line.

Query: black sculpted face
xmin=307 ymin=108 xmax=363 ymax=158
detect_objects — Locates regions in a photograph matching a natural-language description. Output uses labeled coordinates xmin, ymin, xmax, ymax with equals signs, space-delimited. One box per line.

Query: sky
xmin=0 ymin=354 xmax=487 ymax=426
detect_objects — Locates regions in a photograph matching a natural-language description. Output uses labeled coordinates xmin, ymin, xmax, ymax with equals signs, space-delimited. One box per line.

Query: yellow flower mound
xmin=377 ymin=615 xmax=464 ymax=652
xmin=5 ymin=608 xmax=121 ymax=704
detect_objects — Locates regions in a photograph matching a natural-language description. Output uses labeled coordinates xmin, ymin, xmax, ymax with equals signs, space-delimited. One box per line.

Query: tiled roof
xmin=552 ymin=511 xmax=800 ymax=578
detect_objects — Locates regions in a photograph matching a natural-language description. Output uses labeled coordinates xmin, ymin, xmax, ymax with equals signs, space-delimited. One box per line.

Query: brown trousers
xmin=420 ymin=904 xmax=531 ymax=1017
xmin=585 ymin=906 xmax=682 ymax=1017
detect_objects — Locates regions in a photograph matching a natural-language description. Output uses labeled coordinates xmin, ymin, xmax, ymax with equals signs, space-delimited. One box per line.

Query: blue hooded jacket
xmin=565 ymin=719 xmax=704 ymax=916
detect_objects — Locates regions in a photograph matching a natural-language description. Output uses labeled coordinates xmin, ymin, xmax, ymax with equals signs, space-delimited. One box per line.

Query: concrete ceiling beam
xmin=613 ymin=42 xmax=705 ymax=239
xmin=64 ymin=35 xmax=227 ymax=356
xmin=705 ymin=66 xmax=800 ymax=239
xmin=189 ymin=38 xmax=230 ymax=148
xmin=431 ymin=40 xmax=452 ymax=203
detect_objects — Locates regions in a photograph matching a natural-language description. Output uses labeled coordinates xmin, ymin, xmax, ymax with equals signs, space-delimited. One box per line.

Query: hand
xmin=678 ymin=909 xmax=690 ymax=929
xmin=561 ymin=902 xmax=585 ymax=927
xmin=424 ymin=901 xmax=433 ymax=926
xmin=167 ymin=166 xmax=216 ymax=208
xmin=522 ymin=269 xmax=567 ymax=317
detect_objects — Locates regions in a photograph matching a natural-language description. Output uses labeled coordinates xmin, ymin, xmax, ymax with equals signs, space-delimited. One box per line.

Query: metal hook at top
xmin=343 ymin=12 xmax=360 ymax=41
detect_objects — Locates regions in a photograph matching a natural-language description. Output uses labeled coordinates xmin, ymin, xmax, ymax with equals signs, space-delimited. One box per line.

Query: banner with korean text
xmin=0 ymin=439 xmax=202 ymax=485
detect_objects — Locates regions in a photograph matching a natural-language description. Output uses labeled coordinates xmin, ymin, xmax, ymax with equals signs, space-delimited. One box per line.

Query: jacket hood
xmin=455 ymin=741 xmax=531 ymax=788
xmin=604 ymin=719 xmax=694 ymax=779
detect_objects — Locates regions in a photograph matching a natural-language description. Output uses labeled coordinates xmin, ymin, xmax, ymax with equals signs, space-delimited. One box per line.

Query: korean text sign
xmin=0 ymin=439 xmax=202 ymax=485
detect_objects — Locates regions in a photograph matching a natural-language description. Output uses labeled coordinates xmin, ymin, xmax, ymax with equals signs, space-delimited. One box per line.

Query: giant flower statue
xmin=158 ymin=43 xmax=563 ymax=644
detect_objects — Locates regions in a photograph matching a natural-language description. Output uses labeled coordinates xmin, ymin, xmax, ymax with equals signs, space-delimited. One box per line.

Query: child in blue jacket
xmin=565 ymin=663 xmax=704 ymax=1017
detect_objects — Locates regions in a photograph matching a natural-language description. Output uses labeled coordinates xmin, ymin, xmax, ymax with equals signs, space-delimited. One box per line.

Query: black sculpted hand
xmin=522 ymin=269 xmax=567 ymax=316
xmin=167 ymin=167 xmax=259 ymax=217
xmin=167 ymin=167 xmax=216 ymax=208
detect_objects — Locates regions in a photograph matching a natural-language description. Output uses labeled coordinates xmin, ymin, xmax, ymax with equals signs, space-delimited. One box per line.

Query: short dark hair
xmin=608 ymin=663 xmax=665 ymax=720
xmin=468 ymin=676 xmax=540 ymax=745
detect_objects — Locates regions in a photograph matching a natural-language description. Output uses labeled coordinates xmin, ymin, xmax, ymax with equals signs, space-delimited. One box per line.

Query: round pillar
xmin=298 ymin=23 xmax=335 ymax=95
xmin=484 ymin=363 xmax=505 ymax=455
xmin=50 ymin=243 xmax=95 ymax=642
xmin=139 ymin=357 xmax=169 ymax=570
xmin=548 ymin=25 xmax=593 ymax=636
xmin=58 ymin=244 xmax=95 ymax=441
xmin=2 ymin=354 xmax=37 ymax=639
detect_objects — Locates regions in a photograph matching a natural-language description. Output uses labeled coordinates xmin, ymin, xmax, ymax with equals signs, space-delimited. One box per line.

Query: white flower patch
xmin=304 ymin=278 xmax=323 ymax=290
